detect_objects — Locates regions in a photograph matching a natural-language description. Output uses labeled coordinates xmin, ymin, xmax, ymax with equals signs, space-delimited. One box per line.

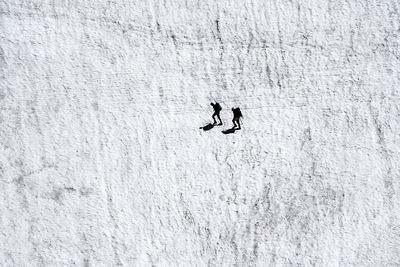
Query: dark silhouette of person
xmin=231 ymin=107 xmax=243 ymax=129
xmin=211 ymin=102 xmax=223 ymax=125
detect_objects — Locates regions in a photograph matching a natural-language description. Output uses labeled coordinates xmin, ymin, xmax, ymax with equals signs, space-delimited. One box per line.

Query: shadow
xmin=200 ymin=123 xmax=214 ymax=131
xmin=221 ymin=127 xmax=236 ymax=134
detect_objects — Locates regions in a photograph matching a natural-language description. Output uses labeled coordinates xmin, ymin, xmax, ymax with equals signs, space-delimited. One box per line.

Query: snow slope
xmin=1 ymin=0 xmax=400 ymax=266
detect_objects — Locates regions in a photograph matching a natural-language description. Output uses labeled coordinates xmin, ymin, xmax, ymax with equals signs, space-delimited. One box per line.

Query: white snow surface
xmin=1 ymin=0 xmax=400 ymax=266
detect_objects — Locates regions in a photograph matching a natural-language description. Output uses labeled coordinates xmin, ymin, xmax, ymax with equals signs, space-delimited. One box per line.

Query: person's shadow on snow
xmin=199 ymin=123 xmax=214 ymax=131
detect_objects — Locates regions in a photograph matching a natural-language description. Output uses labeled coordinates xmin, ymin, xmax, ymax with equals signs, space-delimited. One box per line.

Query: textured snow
xmin=1 ymin=0 xmax=400 ymax=266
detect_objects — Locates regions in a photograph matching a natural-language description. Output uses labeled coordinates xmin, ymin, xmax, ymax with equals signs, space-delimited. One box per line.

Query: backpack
xmin=234 ymin=108 xmax=242 ymax=118
xmin=215 ymin=103 xmax=222 ymax=112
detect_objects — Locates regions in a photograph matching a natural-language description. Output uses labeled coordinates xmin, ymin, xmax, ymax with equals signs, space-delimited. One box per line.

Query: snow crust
xmin=1 ymin=0 xmax=400 ymax=266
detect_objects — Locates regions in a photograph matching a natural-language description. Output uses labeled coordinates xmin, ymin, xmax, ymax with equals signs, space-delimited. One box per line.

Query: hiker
xmin=231 ymin=107 xmax=243 ymax=129
xmin=211 ymin=102 xmax=223 ymax=125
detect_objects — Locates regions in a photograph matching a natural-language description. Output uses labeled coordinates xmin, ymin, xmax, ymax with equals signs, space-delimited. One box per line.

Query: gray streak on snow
xmin=1 ymin=0 xmax=400 ymax=266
